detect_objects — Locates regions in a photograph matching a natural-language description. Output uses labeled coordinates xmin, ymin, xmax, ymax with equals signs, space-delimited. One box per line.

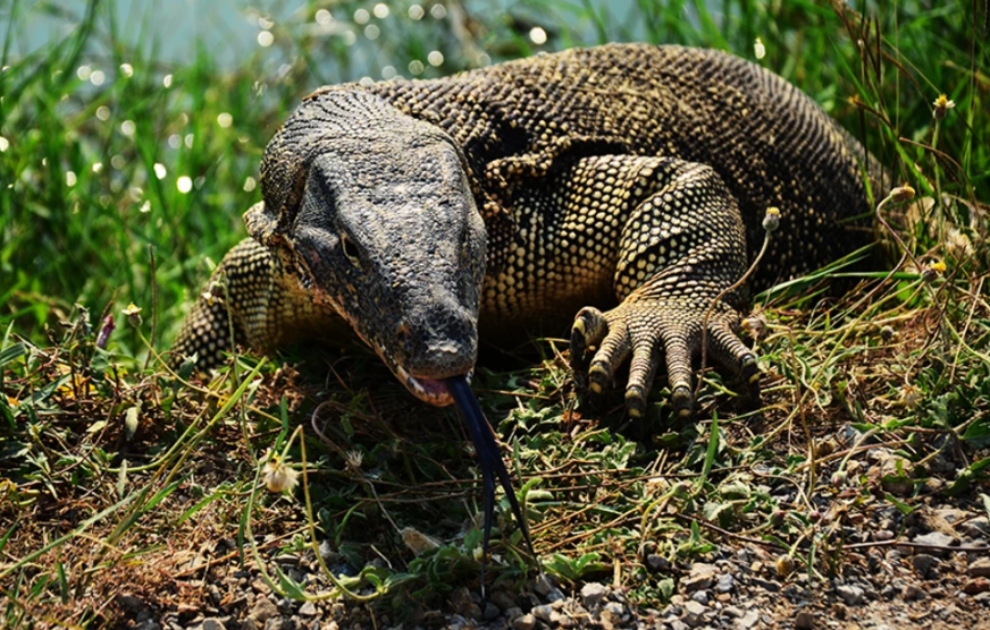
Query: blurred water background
xmin=8 ymin=0 xmax=710 ymax=79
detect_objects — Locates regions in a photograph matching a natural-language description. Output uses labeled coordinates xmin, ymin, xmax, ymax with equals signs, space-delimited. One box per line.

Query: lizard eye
xmin=340 ymin=232 xmax=362 ymax=268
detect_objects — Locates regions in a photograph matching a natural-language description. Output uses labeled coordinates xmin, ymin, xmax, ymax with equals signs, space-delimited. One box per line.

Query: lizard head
xmin=247 ymin=90 xmax=486 ymax=407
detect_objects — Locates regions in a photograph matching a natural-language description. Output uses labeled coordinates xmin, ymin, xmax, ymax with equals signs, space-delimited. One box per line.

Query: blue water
xmin=6 ymin=0 xmax=714 ymax=72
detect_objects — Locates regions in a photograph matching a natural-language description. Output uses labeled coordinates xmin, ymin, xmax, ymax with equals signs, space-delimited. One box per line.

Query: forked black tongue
xmin=446 ymin=374 xmax=536 ymax=597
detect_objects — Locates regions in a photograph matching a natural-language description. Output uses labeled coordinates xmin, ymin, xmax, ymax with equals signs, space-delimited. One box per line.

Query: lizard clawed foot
xmin=569 ymin=300 xmax=759 ymax=419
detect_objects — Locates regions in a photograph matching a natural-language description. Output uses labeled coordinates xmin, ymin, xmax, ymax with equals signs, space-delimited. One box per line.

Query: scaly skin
xmin=172 ymin=43 xmax=878 ymax=417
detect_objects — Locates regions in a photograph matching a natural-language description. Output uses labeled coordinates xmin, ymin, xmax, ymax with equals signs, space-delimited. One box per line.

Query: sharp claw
xmin=570 ymin=326 xmax=588 ymax=363
xmin=570 ymin=307 xmax=608 ymax=372
xmin=741 ymin=354 xmax=759 ymax=383
xmin=625 ymin=385 xmax=647 ymax=418
xmin=588 ymin=363 xmax=609 ymax=394
xmin=739 ymin=353 xmax=761 ymax=403
xmin=671 ymin=385 xmax=693 ymax=419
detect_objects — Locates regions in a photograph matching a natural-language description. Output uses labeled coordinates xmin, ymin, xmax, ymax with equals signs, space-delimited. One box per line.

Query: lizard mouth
xmin=395 ymin=365 xmax=457 ymax=407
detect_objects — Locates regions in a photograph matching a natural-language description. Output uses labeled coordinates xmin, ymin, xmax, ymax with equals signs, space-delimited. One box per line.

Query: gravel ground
xmin=116 ymin=505 xmax=990 ymax=630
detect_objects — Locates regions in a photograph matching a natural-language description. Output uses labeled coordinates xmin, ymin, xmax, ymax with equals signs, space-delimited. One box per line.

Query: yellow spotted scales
xmin=172 ymin=43 xmax=878 ymax=417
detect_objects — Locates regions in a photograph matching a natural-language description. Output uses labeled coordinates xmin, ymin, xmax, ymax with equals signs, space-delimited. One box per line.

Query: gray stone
xmin=545 ymin=586 xmax=566 ymax=603
xmin=202 ymin=619 xmax=226 ymax=630
xmin=912 ymin=553 xmax=941 ymax=579
xmin=961 ymin=517 xmax=990 ymax=539
xmin=904 ymin=584 xmax=928 ymax=601
xmin=736 ymin=608 xmax=760 ymax=629
xmin=647 ymin=554 xmax=671 ymax=572
xmin=251 ymin=579 xmax=272 ymax=595
xmin=249 ymin=597 xmax=279 ymax=623
xmin=969 ymin=557 xmax=990 ymax=578
xmin=491 ymin=591 xmax=517 ymax=611
xmin=549 ymin=610 xmax=573 ymax=627
xmin=836 ymin=584 xmax=866 ymax=606
xmin=298 ymin=602 xmax=317 ymax=617
xmin=533 ymin=573 xmax=556 ymax=596
xmin=603 ymin=601 xmax=628 ymax=621
xmin=912 ymin=531 xmax=956 ymax=555
xmin=681 ymin=563 xmax=718 ymax=592
xmin=690 ymin=590 xmax=709 ymax=605
xmin=581 ymin=582 xmax=609 ymax=609
xmin=749 ymin=577 xmax=781 ymax=593
xmin=512 ymin=613 xmax=536 ymax=630
xmin=532 ymin=604 xmax=554 ymax=623
xmin=683 ymin=600 xmax=707 ymax=627
xmin=721 ymin=605 xmax=743 ymax=618
xmin=716 ymin=573 xmax=735 ymax=593
xmin=483 ymin=602 xmax=500 ymax=621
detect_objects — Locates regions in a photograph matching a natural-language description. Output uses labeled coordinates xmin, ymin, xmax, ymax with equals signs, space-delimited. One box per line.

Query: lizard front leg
xmin=568 ymin=158 xmax=759 ymax=418
xmin=171 ymin=236 xmax=346 ymax=370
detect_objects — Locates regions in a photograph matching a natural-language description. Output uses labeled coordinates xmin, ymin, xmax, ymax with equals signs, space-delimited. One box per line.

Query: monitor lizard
xmin=172 ymin=43 xmax=878 ymax=420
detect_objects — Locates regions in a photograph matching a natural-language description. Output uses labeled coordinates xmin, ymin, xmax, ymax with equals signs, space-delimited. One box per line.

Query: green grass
xmin=1 ymin=0 xmax=989 ymax=626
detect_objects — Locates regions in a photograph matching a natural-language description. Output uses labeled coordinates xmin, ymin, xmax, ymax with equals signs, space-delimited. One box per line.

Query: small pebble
xmin=836 ymin=584 xmax=865 ymax=606
xmin=511 ymin=612 xmax=536 ymax=630
xmin=248 ymin=597 xmax=278 ymax=623
xmin=961 ymin=517 xmax=990 ymax=538
xmin=680 ymin=563 xmax=718 ymax=592
xmin=795 ymin=610 xmax=814 ymax=629
xmin=715 ymin=573 xmax=735 ymax=593
xmin=738 ymin=609 xmax=760 ymax=629
xmin=201 ymin=619 xmax=226 ymax=630
xmin=721 ymin=605 xmax=743 ymax=618
xmin=603 ymin=601 xmax=628 ymax=620
xmin=533 ymin=574 xmax=556 ymax=596
xmin=491 ymin=591 xmax=517 ymax=611
xmin=298 ymin=602 xmax=317 ymax=617
xmin=912 ymin=553 xmax=940 ymax=579
xmin=580 ymin=582 xmax=608 ymax=609
xmin=750 ymin=577 xmax=781 ymax=593
xmin=545 ymin=586 xmax=566 ymax=603
xmin=904 ymin=584 xmax=928 ymax=600
xmin=531 ymin=604 xmax=553 ymax=623
xmin=682 ymin=600 xmax=707 ymax=627
xmin=912 ymin=531 xmax=956 ymax=555
xmin=483 ymin=602 xmax=500 ymax=621
xmin=647 ymin=554 xmax=671 ymax=572
xmin=969 ymin=557 xmax=990 ymax=578
xmin=504 ymin=607 xmax=523 ymax=621
xmin=963 ymin=578 xmax=990 ymax=595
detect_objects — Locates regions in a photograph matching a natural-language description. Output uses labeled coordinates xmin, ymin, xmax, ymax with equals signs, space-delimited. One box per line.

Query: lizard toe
xmin=573 ymin=297 xmax=759 ymax=419
xmin=661 ymin=329 xmax=697 ymax=419
xmin=624 ymin=337 xmax=663 ymax=418
xmin=706 ymin=315 xmax=761 ymax=403
xmin=587 ymin=319 xmax=631 ymax=396
xmin=570 ymin=306 xmax=609 ymax=373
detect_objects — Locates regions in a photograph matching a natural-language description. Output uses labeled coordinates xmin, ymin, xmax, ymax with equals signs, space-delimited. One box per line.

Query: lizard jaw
xmin=396 ymin=364 xmax=457 ymax=407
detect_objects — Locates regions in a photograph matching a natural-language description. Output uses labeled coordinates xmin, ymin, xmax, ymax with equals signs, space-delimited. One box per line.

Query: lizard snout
xmin=393 ymin=301 xmax=478 ymax=380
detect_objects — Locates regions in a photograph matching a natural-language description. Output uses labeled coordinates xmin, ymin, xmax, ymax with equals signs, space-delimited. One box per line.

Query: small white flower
xmin=263 ymin=455 xmax=299 ymax=493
